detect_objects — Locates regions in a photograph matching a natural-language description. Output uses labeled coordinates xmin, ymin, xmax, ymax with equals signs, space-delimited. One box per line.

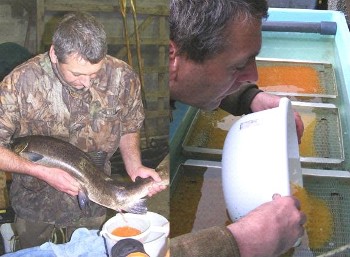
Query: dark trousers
xmin=13 ymin=215 xmax=106 ymax=249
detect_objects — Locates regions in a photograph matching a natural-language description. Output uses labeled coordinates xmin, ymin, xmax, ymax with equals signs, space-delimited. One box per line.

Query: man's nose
xmin=80 ymin=75 xmax=91 ymax=88
xmin=238 ymin=61 xmax=258 ymax=83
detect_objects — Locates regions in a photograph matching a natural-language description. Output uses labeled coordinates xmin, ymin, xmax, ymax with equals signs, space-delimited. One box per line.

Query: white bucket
xmin=101 ymin=212 xmax=169 ymax=257
xmin=101 ymin=213 xmax=151 ymax=243
xmin=222 ymin=97 xmax=302 ymax=221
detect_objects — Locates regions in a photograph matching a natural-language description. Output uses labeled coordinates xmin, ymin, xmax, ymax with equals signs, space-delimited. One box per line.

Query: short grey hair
xmin=52 ymin=12 xmax=107 ymax=63
xmin=170 ymin=0 xmax=268 ymax=63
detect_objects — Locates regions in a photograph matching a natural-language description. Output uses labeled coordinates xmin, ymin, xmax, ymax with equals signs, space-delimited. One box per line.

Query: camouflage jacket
xmin=0 ymin=53 xmax=145 ymax=226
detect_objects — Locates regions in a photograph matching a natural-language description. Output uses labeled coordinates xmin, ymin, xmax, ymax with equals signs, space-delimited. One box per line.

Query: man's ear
xmin=169 ymin=40 xmax=179 ymax=81
xmin=49 ymin=45 xmax=58 ymax=64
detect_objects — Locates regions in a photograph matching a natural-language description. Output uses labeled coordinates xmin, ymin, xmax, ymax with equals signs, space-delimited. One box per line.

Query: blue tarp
xmin=2 ymin=228 xmax=108 ymax=257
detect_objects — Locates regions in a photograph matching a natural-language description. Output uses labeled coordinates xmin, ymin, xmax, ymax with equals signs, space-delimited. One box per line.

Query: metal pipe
xmin=262 ymin=21 xmax=337 ymax=35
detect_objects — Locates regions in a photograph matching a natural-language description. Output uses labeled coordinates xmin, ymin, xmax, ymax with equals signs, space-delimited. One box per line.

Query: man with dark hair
xmin=169 ymin=0 xmax=305 ymax=256
xmin=0 ymin=12 xmax=165 ymax=249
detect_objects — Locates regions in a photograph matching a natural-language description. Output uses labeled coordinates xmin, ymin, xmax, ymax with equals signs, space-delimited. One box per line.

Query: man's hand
xmin=293 ymin=110 xmax=304 ymax=144
xmin=250 ymin=92 xmax=304 ymax=143
xmin=119 ymin=132 xmax=167 ymax=196
xmin=227 ymin=194 xmax=306 ymax=257
xmin=128 ymin=165 xmax=167 ymax=197
xmin=36 ymin=165 xmax=80 ymax=196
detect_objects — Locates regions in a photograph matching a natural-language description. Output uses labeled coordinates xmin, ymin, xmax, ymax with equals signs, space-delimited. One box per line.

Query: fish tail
xmin=124 ymin=198 xmax=148 ymax=214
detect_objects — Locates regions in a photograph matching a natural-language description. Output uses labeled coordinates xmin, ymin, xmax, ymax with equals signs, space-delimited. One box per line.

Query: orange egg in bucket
xmin=101 ymin=212 xmax=170 ymax=257
xmin=101 ymin=213 xmax=151 ymax=242
xmin=100 ymin=213 xmax=151 ymax=257
xmin=112 ymin=226 xmax=142 ymax=237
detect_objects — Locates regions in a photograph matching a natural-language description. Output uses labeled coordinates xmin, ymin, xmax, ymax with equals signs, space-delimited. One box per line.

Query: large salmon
xmin=10 ymin=135 xmax=169 ymax=214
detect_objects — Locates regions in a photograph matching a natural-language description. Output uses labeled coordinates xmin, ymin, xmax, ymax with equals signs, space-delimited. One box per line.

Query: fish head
xmin=10 ymin=137 xmax=45 ymax=162
xmin=11 ymin=138 xmax=29 ymax=155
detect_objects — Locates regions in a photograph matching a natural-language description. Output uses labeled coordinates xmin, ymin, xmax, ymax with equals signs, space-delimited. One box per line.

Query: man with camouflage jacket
xmin=0 ymin=12 xmax=165 ymax=249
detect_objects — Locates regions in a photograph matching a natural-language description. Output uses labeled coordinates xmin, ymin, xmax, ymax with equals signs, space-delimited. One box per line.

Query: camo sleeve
xmin=117 ymin=63 xmax=145 ymax=136
xmin=0 ymin=70 xmax=21 ymax=146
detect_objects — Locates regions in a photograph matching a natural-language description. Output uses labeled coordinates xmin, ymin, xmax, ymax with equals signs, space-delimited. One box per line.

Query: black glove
xmin=111 ymin=238 xmax=149 ymax=257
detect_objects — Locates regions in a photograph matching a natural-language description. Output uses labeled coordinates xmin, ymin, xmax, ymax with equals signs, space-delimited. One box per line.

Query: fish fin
xmin=21 ymin=152 xmax=44 ymax=162
xmin=77 ymin=189 xmax=90 ymax=210
xmin=125 ymin=198 xmax=148 ymax=214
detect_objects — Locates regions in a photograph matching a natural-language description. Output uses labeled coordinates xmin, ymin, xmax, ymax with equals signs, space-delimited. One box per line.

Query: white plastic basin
xmin=222 ymin=97 xmax=302 ymax=221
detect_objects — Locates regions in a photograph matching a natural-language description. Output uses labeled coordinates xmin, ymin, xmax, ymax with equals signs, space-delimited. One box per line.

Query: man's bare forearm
xmin=119 ymin=132 xmax=142 ymax=176
xmin=0 ymin=145 xmax=38 ymax=176
xmin=0 ymin=145 xmax=80 ymax=195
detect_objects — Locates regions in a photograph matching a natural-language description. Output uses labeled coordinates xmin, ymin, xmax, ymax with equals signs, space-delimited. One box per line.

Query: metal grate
xmin=294 ymin=102 xmax=344 ymax=165
xmin=182 ymin=102 xmax=344 ymax=167
xmin=297 ymin=175 xmax=350 ymax=256
xmin=182 ymin=109 xmax=236 ymax=158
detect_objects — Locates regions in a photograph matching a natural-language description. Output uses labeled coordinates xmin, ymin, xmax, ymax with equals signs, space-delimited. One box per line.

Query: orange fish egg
xmin=112 ymin=226 xmax=142 ymax=237
xmin=292 ymin=184 xmax=333 ymax=249
xmin=257 ymin=65 xmax=323 ymax=94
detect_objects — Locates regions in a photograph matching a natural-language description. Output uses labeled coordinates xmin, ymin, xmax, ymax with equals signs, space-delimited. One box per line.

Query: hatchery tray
xmin=298 ymin=174 xmax=350 ymax=256
xmin=182 ymin=109 xmax=238 ymax=159
xmin=294 ymin=102 xmax=344 ymax=164
xmin=182 ymin=102 xmax=344 ymax=165
xmin=171 ymin=164 xmax=350 ymax=256
xmin=256 ymin=58 xmax=338 ymax=98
